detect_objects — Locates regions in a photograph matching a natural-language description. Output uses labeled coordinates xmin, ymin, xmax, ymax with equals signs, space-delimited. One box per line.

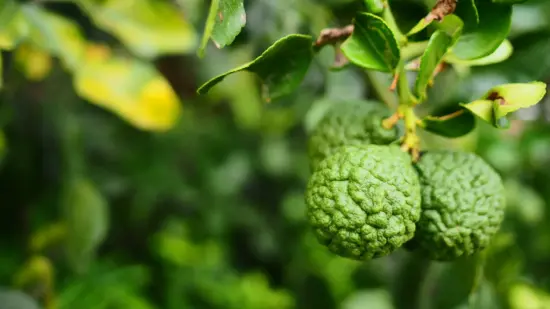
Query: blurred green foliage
xmin=0 ymin=0 xmax=549 ymax=308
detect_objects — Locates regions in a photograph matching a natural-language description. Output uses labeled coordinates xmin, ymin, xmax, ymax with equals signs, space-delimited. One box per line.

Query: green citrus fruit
xmin=305 ymin=145 xmax=421 ymax=260
xmin=411 ymin=150 xmax=506 ymax=261
xmin=307 ymin=101 xmax=399 ymax=171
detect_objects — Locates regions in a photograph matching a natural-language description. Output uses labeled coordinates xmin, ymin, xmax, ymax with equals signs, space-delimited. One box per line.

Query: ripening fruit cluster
xmin=304 ymin=100 xmax=506 ymax=262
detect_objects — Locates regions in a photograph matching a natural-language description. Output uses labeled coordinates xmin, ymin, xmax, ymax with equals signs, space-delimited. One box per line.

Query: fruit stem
xmin=382 ymin=111 xmax=402 ymax=129
xmin=394 ymin=61 xmax=420 ymax=161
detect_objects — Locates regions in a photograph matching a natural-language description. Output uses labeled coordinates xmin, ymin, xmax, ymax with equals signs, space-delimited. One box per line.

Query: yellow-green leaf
xmin=14 ymin=43 xmax=53 ymax=81
xmin=21 ymin=5 xmax=86 ymax=70
xmin=74 ymin=46 xmax=182 ymax=131
xmin=0 ymin=5 xmax=30 ymax=50
xmin=483 ymin=81 xmax=547 ymax=119
xmin=0 ymin=0 xmax=19 ymax=31
xmin=79 ymin=0 xmax=197 ymax=58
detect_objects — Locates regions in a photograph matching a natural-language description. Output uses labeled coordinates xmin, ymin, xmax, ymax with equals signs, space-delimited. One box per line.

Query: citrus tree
xmin=0 ymin=0 xmax=550 ymax=308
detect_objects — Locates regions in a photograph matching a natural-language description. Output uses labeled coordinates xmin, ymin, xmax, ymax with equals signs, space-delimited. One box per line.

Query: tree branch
xmin=426 ymin=0 xmax=457 ymax=23
xmin=314 ymin=25 xmax=354 ymax=48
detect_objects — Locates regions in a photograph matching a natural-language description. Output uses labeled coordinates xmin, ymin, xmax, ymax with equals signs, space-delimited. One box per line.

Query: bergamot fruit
xmin=305 ymin=145 xmax=421 ymax=260
xmin=307 ymin=101 xmax=399 ymax=171
xmin=411 ymin=150 xmax=506 ymax=261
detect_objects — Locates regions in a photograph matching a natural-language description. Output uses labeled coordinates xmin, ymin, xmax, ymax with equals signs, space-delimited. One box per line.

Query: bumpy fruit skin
xmin=307 ymin=102 xmax=399 ymax=171
xmin=305 ymin=145 xmax=421 ymax=260
xmin=412 ymin=151 xmax=506 ymax=261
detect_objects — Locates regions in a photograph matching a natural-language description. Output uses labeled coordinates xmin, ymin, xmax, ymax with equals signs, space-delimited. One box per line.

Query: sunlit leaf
xmin=78 ymin=0 xmax=197 ymax=58
xmin=74 ymin=45 xmax=182 ymax=131
xmin=21 ymin=5 xmax=86 ymax=70
xmin=341 ymin=12 xmax=400 ymax=72
xmin=460 ymin=99 xmax=494 ymax=123
xmin=14 ymin=43 xmax=53 ymax=81
xmin=198 ymin=34 xmax=314 ymax=101
xmin=30 ymin=223 xmax=67 ymax=253
xmin=0 ymin=6 xmax=29 ymax=50
xmin=63 ymin=177 xmax=109 ymax=273
xmin=13 ymin=255 xmax=54 ymax=291
xmin=483 ymin=81 xmax=547 ymax=119
xmin=0 ymin=0 xmax=19 ymax=31
xmin=0 ymin=289 xmax=40 ymax=309
xmin=462 ymin=82 xmax=547 ymax=129
xmin=459 ymin=82 xmax=545 ymax=129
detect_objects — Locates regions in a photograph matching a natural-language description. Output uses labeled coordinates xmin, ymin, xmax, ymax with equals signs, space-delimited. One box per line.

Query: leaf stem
xmin=365 ymin=70 xmax=399 ymax=110
xmin=434 ymin=109 xmax=464 ymax=121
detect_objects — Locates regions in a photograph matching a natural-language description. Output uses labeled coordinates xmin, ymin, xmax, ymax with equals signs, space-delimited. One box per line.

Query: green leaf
xmin=451 ymin=1 xmax=512 ymax=60
xmin=63 ymin=177 xmax=109 ymax=273
xmin=406 ymin=18 xmax=431 ymax=37
xmin=422 ymin=105 xmax=476 ymax=138
xmin=341 ymin=12 xmax=400 ymax=72
xmin=435 ymin=14 xmax=464 ymax=42
xmin=78 ymin=0 xmax=197 ymax=58
xmin=20 ymin=5 xmax=86 ymax=70
xmin=445 ymin=39 xmax=513 ymax=66
xmin=482 ymin=81 xmax=547 ymax=119
xmin=197 ymin=34 xmax=314 ymax=101
xmin=414 ymin=20 xmax=462 ymax=100
xmin=198 ymin=0 xmax=219 ymax=57
xmin=455 ymin=0 xmax=479 ymax=25
xmin=199 ymin=0 xmax=245 ymax=56
xmin=211 ymin=0 xmax=246 ymax=49
xmin=0 ymin=0 xmax=19 ymax=31
xmin=0 ymin=289 xmax=40 ymax=309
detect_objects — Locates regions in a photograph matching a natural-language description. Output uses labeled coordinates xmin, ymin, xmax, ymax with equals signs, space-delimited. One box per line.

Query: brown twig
xmin=332 ymin=43 xmax=350 ymax=68
xmin=382 ymin=112 xmax=402 ymax=129
xmin=314 ymin=25 xmax=354 ymax=48
xmin=425 ymin=0 xmax=457 ymax=23
xmin=389 ymin=73 xmax=400 ymax=91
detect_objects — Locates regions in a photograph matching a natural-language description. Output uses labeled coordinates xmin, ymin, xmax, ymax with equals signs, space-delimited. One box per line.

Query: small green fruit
xmin=305 ymin=145 xmax=421 ymax=260
xmin=307 ymin=101 xmax=399 ymax=171
xmin=411 ymin=150 xmax=506 ymax=261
